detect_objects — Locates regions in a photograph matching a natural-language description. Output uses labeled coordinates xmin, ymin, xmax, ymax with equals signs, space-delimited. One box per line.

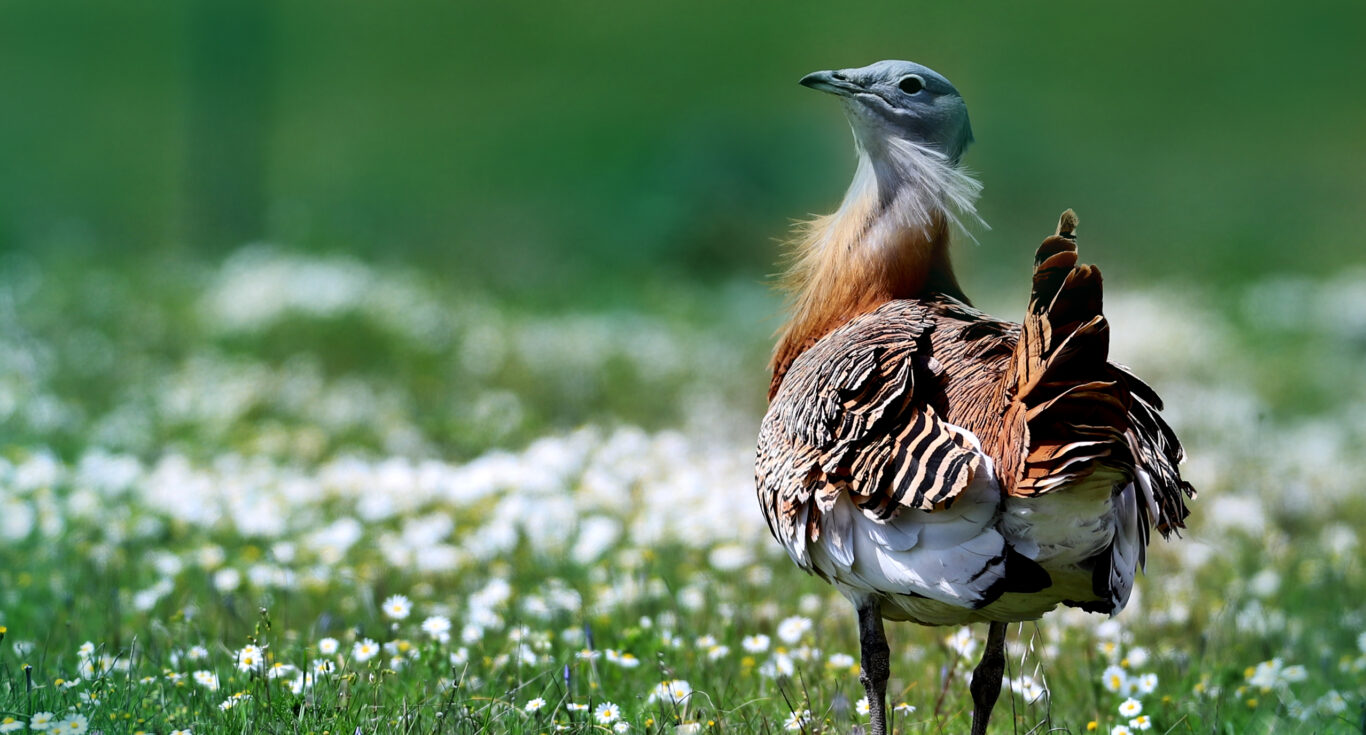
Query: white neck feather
xmin=846 ymin=135 xmax=985 ymax=253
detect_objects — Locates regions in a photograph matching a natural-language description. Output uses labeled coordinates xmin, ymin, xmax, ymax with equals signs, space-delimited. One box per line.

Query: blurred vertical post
xmin=184 ymin=0 xmax=273 ymax=252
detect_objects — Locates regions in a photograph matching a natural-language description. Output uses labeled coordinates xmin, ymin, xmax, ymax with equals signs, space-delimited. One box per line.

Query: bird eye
xmin=898 ymin=75 xmax=925 ymax=94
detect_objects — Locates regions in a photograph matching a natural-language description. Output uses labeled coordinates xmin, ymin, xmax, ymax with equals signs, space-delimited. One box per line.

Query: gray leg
xmin=969 ymin=621 xmax=1008 ymax=735
xmin=857 ymin=599 xmax=890 ymax=735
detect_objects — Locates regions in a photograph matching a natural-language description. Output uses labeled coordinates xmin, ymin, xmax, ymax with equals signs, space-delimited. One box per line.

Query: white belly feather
xmin=799 ymin=424 xmax=1141 ymax=625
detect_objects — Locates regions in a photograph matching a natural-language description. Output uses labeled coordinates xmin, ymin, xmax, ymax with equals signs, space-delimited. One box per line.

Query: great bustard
xmin=755 ymin=61 xmax=1195 ymax=735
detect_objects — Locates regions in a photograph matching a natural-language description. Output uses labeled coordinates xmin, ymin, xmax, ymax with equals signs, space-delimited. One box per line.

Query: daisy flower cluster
xmin=1088 ymin=620 xmax=1163 ymax=732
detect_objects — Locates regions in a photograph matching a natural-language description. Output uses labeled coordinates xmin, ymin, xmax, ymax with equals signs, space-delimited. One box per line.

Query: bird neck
xmin=769 ymin=139 xmax=981 ymax=398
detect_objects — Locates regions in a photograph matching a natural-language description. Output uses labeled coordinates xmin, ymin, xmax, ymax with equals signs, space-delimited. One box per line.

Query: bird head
xmin=800 ymin=60 xmax=973 ymax=164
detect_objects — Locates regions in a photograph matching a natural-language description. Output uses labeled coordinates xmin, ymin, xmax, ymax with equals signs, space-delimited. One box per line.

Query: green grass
xmin=1 ymin=249 xmax=1365 ymax=734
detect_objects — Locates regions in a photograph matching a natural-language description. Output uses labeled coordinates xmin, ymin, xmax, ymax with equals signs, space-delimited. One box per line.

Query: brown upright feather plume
xmin=994 ymin=211 xmax=1133 ymax=497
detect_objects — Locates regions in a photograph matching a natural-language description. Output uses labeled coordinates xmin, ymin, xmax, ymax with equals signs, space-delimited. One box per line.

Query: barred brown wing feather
xmin=852 ymin=405 xmax=981 ymax=516
xmin=757 ymin=302 xmax=982 ymax=558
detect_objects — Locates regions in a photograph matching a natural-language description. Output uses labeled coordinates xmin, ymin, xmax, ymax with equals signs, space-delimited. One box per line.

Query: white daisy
xmin=235 ymin=644 xmax=263 ymax=672
xmin=317 ymin=637 xmax=339 ymax=655
xmin=1098 ymin=640 xmax=1120 ymax=661
xmin=594 ymin=702 xmax=621 ymax=724
xmin=946 ymin=627 xmax=977 ymax=659
xmin=193 ymin=670 xmax=220 ymax=691
xmin=1102 ymin=665 xmax=1128 ymax=693
xmin=1318 ymin=691 xmax=1347 ymax=715
xmin=742 ymin=634 xmax=770 ymax=653
xmin=1129 ymin=715 xmax=1152 ymax=731
xmin=352 ymin=638 xmax=380 ymax=662
xmin=1118 ymin=698 xmax=1142 ymax=717
xmin=525 ymin=697 xmax=546 ymax=712
xmin=382 ymin=594 xmax=412 ymax=620
xmin=647 ymin=679 xmax=692 ymax=704
xmin=783 ymin=709 xmax=810 ymax=731
xmin=768 ymin=652 xmax=795 ymax=677
xmin=1247 ymin=659 xmax=1283 ymax=690
xmin=855 ymin=697 xmax=870 ymax=716
xmin=421 ymin=615 xmax=452 ymax=642
xmin=776 ymin=616 xmax=812 ymax=644
xmin=1012 ymin=676 xmax=1047 ymax=704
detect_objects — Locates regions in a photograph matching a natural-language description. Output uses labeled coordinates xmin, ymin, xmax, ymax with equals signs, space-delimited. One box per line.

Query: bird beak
xmin=799 ymin=70 xmax=861 ymax=97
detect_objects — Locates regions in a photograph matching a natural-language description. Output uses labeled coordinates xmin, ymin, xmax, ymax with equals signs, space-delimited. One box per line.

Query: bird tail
xmin=1002 ymin=210 xmax=1132 ymax=497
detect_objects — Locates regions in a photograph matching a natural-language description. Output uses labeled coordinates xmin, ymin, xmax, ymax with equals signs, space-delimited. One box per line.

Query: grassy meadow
xmin=1 ymin=249 xmax=1364 ymax=734
xmin=2 ymin=1 xmax=1365 ymax=733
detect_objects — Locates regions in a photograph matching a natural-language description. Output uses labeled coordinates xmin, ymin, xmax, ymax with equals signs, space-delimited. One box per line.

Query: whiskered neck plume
xmin=859 ymin=136 xmax=984 ymax=240
xmin=770 ymin=137 xmax=984 ymax=396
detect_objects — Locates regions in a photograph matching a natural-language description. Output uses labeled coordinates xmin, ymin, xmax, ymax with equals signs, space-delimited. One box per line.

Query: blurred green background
xmin=1 ymin=0 xmax=1362 ymax=301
